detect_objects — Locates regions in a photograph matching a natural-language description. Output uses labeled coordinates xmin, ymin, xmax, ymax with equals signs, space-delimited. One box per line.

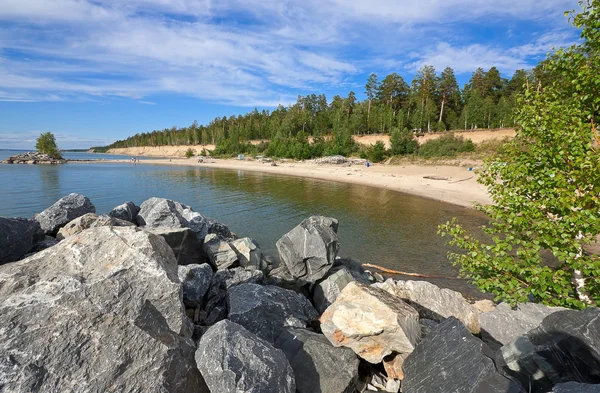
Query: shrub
xmin=419 ymin=133 xmax=474 ymax=158
xmin=185 ymin=148 xmax=195 ymax=158
xmin=389 ymin=128 xmax=419 ymax=156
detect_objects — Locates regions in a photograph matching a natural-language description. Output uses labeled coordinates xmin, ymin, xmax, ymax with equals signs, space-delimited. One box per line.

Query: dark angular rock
xmin=196 ymin=320 xmax=295 ymax=393
xmin=275 ymin=327 xmax=359 ymax=393
xmin=0 ymin=226 xmax=207 ymax=393
xmin=228 ymin=283 xmax=319 ymax=343
xmin=0 ymin=217 xmax=44 ymax=264
xmin=313 ymin=263 xmax=371 ymax=314
xmin=107 ymin=201 xmax=140 ymax=224
xmin=146 ymin=227 xmax=205 ymax=266
xmin=403 ymin=318 xmax=525 ymax=393
xmin=34 ymin=193 xmax=96 ymax=235
xmin=276 ymin=216 xmax=340 ymax=284
xmin=178 ymin=263 xmax=213 ymax=307
xmin=552 ymin=382 xmax=600 ymax=392
xmin=500 ymin=307 xmax=600 ymax=393
xmin=30 ymin=235 xmax=59 ymax=253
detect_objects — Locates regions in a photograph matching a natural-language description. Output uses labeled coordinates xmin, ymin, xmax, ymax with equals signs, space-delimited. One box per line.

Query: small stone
xmin=203 ymin=233 xmax=238 ymax=269
xmin=383 ymin=353 xmax=409 ymax=380
xmin=178 ymin=264 xmax=213 ymax=307
xmin=230 ymin=237 xmax=266 ymax=270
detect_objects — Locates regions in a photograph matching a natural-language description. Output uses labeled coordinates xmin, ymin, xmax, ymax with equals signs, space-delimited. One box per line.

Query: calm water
xmin=0 ymin=151 xmax=489 ymax=297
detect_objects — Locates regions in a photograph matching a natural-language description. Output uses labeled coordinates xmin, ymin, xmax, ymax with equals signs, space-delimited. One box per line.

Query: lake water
xmin=0 ymin=150 xmax=489 ymax=297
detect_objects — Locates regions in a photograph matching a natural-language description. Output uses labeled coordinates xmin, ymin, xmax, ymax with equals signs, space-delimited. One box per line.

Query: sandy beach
xmin=89 ymin=157 xmax=492 ymax=208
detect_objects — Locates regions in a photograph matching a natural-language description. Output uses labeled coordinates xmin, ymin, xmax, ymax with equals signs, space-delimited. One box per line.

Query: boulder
xmin=402 ymin=317 xmax=525 ymax=393
xmin=178 ymin=264 xmax=213 ymax=307
xmin=228 ymin=283 xmax=319 ymax=343
xmin=107 ymin=201 xmax=140 ymax=223
xmin=146 ymin=227 xmax=204 ymax=266
xmin=383 ymin=352 xmax=409 ymax=380
xmin=34 ymin=193 xmax=96 ymax=235
xmin=230 ymin=237 xmax=266 ymax=271
xmin=276 ymin=216 xmax=340 ymax=284
xmin=56 ymin=213 xmax=135 ymax=240
xmin=30 ymin=235 xmax=59 ymax=253
xmin=0 ymin=226 xmax=206 ymax=393
xmin=274 ymin=328 xmax=359 ymax=393
xmin=500 ymin=307 xmax=600 ymax=393
xmin=0 ymin=217 xmax=43 ymax=264
xmin=479 ymin=302 xmax=566 ymax=350
xmin=376 ymin=279 xmax=481 ymax=334
xmin=552 ymin=382 xmax=600 ymax=392
xmin=320 ymin=282 xmax=420 ymax=364
xmin=196 ymin=320 xmax=295 ymax=393
xmin=313 ymin=266 xmax=358 ymax=314
xmin=136 ymin=197 xmax=231 ymax=241
xmin=203 ymin=233 xmax=238 ymax=269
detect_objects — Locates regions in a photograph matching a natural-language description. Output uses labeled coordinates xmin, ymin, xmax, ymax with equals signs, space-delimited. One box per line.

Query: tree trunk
xmin=572 ymin=231 xmax=593 ymax=304
xmin=439 ymin=95 xmax=445 ymax=123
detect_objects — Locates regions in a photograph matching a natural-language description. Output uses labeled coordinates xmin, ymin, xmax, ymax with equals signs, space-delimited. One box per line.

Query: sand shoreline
xmin=83 ymin=157 xmax=492 ymax=209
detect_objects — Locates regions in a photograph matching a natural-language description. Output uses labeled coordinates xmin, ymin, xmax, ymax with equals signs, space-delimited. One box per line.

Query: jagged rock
xmin=500 ymin=307 xmax=600 ymax=393
xmin=107 ymin=201 xmax=140 ymax=223
xmin=552 ymin=382 xmax=600 ymax=392
xmin=34 ymin=193 xmax=96 ymax=235
xmin=0 ymin=226 xmax=206 ymax=393
xmin=403 ymin=318 xmax=525 ymax=393
xmin=369 ymin=371 xmax=401 ymax=392
xmin=178 ymin=264 xmax=213 ymax=307
xmin=275 ymin=328 xmax=359 ymax=393
xmin=196 ymin=320 xmax=295 ymax=393
xmin=228 ymin=283 xmax=319 ymax=343
xmin=479 ymin=302 xmax=566 ymax=350
xmin=2 ymin=151 xmax=66 ymax=164
xmin=146 ymin=227 xmax=204 ymax=266
xmin=0 ymin=217 xmax=43 ymax=264
xmin=276 ymin=216 xmax=340 ymax=284
xmin=30 ymin=235 xmax=59 ymax=253
xmin=230 ymin=237 xmax=266 ymax=270
xmin=333 ymin=257 xmax=374 ymax=282
xmin=320 ymin=282 xmax=420 ymax=364
xmin=136 ymin=197 xmax=231 ymax=241
xmin=313 ymin=267 xmax=358 ymax=314
xmin=56 ymin=213 xmax=135 ymax=240
xmin=203 ymin=233 xmax=238 ymax=269
xmin=383 ymin=352 xmax=409 ymax=380
xmin=375 ymin=279 xmax=481 ymax=334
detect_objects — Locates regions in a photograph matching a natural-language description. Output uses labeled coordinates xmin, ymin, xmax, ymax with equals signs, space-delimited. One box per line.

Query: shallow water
xmin=0 ymin=152 xmax=489 ymax=297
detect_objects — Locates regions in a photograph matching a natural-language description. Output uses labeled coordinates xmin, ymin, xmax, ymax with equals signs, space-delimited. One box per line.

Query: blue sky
xmin=0 ymin=0 xmax=581 ymax=149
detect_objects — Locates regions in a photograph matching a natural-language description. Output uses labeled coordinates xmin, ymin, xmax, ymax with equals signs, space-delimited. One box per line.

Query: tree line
xmin=95 ymin=64 xmax=547 ymax=152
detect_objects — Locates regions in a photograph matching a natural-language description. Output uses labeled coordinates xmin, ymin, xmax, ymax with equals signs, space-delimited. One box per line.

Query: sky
xmin=0 ymin=0 xmax=582 ymax=149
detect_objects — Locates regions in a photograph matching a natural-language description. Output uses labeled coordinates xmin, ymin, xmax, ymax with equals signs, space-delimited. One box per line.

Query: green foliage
xmin=185 ymin=148 xmax=195 ymax=158
xmin=419 ymin=134 xmax=474 ymax=158
xmin=389 ymin=128 xmax=419 ymax=155
xmin=360 ymin=140 xmax=388 ymax=162
xmin=439 ymin=1 xmax=600 ymax=308
xmin=35 ymin=132 xmax=62 ymax=158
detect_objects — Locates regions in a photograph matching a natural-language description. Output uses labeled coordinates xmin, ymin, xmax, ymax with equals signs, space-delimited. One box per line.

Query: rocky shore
xmin=1 ymin=151 xmax=67 ymax=164
xmin=0 ymin=194 xmax=598 ymax=392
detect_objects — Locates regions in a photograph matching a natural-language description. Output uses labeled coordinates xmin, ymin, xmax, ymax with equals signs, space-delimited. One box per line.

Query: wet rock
xmin=34 ymin=193 xmax=96 ymax=235
xmin=275 ymin=328 xmax=359 ymax=393
xmin=479 ymin=302 xmax=566 ymax=350
xmin=196 ymin=320 xmax=295 ymax=393
xmin=320 ymin=282 xmax=420 ymax=364
xmin=146 ymin=227 xmax=204 ymax=266
xmin=0 ymin=226 xmax=206 ymax=393
xmin=107 ymin=201 xmax=140 ymax=223
xmin=276 ymin=216 xmax=340 ymax=284
xmin=403 ymin=317 xmax=525 ymax=393
xmin=500 ymin=307 xmax=600 ymax=393
xmin=230 ymin=237 xmax=267 ymax=271
xmin=0 ymin=217 xmax=43 ymax=264
xmin=203 ymin=233 xmax=238 ymax=269
xmin=56 ymin=213 xmax=135 ymax=240
xmin=228 ymin=283 xmax=319 ymax=343
xmin=552 ymin=382 xmax=600 ymax=392
xmin=178 ymin=263 xmax=213 ymax=307
xmin=376 ymin=278 xmax=481 ymax=334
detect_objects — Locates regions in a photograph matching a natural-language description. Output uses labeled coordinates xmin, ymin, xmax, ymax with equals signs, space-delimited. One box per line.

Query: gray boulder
xmin=228 ymin=283 xmax=319 ymax=343
xmin=230 ymin=237 xmax=267 ymax=271
xmin=479 ymin=302 xmax=566 ymax=350
xmin=107 ymin=201 xmax=140 ymax=223
xmin=178 ymin=263 xmax=213 ymax=307
xmin=196 ymin=320 xmax=295 ymax=393
xmin=500 ymin=307 xmax=600 ymax=393
xmin=0 ymin=217 xmax=43 ymax=264
xmin=313 ymin=266 xmax=359 ymax=314
xmin=376 ymin=279 xmax=481 ymax=334
xmin=146 ymin=227 xmax=204 ymax=266
xmin=56 ymin=213 xmax=135 ymax=240
xmin=276 ymin=216 xmax=340 ymax=284
xmin=203 ymin=233 xmax=238 ymax=269
xmin=0 ymin=226 xmax=206 ymax=393
xmin=34 ymin=193 xmax=96 ymax=235
xmin=552 ymin=382 xmax=600 ymax=392
xmin=275 ymin=328 xmax=359 ymax=393
xmin=403 ymin=317 xmax=525 ymax=393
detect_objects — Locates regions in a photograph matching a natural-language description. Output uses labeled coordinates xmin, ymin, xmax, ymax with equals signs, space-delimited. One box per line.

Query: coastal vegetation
xmin=35 ymin=132 xmax=62 ymax=159
xmin=440 ymin=0 xmax=600 ymax=309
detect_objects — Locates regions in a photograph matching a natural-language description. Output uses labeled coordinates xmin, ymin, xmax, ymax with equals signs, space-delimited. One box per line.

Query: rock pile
xmin=308 ymin=155 xmax=367 ymax=165
xmin=1 ymin=195 xmax=599 ymax=393
xmin=2 ymin=151 xmax=66 ymax=164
